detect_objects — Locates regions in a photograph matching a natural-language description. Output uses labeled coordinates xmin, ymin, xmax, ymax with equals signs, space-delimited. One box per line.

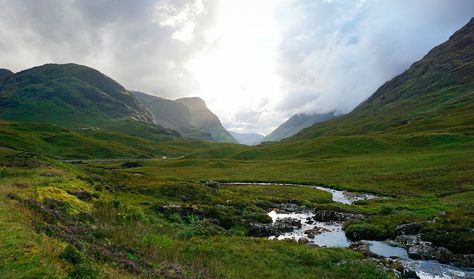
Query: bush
xmin=345 ymin=223 xmax=391 ymax=241
xmin=70 ymin=263 xmax=98 ymax=279
xmin=60 ymin=244 xmax=83 ymax=264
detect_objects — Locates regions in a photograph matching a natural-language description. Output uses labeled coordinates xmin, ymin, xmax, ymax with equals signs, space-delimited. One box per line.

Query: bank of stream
xmin=224 ymin=182 xmax=474 ymax=279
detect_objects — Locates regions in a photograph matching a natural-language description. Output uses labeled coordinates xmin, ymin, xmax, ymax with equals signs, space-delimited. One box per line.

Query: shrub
xmin=60 ymin=244 xmax=83 ymax=264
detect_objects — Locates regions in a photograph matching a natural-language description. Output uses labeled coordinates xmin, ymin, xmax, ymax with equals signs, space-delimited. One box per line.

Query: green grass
xmin=0 ymin=158 xmax=395 ymax=278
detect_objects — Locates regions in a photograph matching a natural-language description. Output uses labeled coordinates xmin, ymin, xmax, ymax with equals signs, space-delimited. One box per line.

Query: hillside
xmin=176 ymin=97 xmax=237 ymax=143
xmin=0 ymin=69 xmax=13 ymax=83
xmin=293 ymin=17 xmax=474 ymax=139
xmin=135 ymin=91 xmax=237 ymax=143
xmin=230 ymin=131 xmax=264 ymax=145
xmin=133 ymin=91 xmax=211 ymax=140
xmin=262 ymin=112 xmax=336 ymax=142
xmin=0 ymin=64 xmax=155 ymax=128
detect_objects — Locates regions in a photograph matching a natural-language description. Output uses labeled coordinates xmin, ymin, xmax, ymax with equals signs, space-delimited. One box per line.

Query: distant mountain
xmin=134 ymin=92 xmax=237 ymax=143
xmin=262 ymin=112 xmax=336 ymax=142
xmin=0 ymin=63 xmax=177 ymax=139
xmin=230 ymin=131 xmax=264 ymax=145
xmin=292 ymin=17 xmax=474 ymax=139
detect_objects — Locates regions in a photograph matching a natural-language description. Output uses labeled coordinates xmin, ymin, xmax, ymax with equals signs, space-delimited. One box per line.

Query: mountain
xmin=262 ymin=112 xmax=336 ymax=142
xmin=0 ymin=69 xmax=13 ymax=83
xmin=134 ymin=92 xmax=237 ymax=143
xmin=230 ymin=131 xmax=264 ymax=145
xmin=0 ymin=63 xmax=177 ymax=139
xmin=293 ymin=18 xmax=474 ymax=140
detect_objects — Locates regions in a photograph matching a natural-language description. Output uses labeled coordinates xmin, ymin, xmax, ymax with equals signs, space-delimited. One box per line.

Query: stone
xmin=313 ymin=210 xmax=365 ymax=222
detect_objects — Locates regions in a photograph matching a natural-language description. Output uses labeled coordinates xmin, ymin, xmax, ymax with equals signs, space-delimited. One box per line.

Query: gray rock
xmin=298 ymin=237 xmax=309 ymax=244
xmin=313 ymin=210 xmax=365 ymax=222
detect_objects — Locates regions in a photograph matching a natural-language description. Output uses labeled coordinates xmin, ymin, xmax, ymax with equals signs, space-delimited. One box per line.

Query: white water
xmin=227 ymin=182 xmax=473 ymax=278
xmin=267 ymin=210 xmax=350 ymax=247
xmin=268 ymin=210 xmax=474 ymax=279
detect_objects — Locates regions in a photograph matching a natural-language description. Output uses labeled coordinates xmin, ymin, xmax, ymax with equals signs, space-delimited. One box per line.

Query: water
xmin=269 ymin=210 xmax=474 ymax=278
xmin=224 ymin=182 xmax=377 ymax=204
xmin=228 ymin=182 xmax=473 ymax=278
xmin=267 ymin=210 xmax=350 ymax=248
xmin=368 ymin=241 xmax=408 ymax=259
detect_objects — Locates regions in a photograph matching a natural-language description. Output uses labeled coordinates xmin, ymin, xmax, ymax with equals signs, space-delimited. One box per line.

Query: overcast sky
xmin=0 ymin=0 xmax=473 ymax=135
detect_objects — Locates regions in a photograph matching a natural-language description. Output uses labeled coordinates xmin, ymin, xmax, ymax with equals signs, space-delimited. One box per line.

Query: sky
xmin=0 ymin=0 xmax=473 ymax=135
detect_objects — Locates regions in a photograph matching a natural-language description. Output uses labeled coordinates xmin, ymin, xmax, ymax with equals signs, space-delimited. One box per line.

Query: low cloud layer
xmin=0 ymin=0 xmax=473 ymax=135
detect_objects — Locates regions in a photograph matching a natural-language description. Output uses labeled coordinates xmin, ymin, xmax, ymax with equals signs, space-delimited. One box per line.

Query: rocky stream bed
xmin=226 ymin=183 xmax=474 ymax=279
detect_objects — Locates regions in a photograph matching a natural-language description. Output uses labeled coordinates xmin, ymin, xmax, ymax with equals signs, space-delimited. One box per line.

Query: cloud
xmin=0 ymin=0 xmax=473 ymax=134
xmin=274 ymin=0 xmax=474 ymax=115
xmin=0 ymin=0 xmax=219 ymax=98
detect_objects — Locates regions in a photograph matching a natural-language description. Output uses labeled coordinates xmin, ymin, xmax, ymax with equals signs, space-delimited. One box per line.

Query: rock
xmin=408 ymin=242 xmax=435 ymax=259
xmin=298 ymin=237 xmax=309 ymax=244
xmin=349 ymin=240 xmax=376 ymax=257
xmin=278 ymin=203 xmax=306 ymax=214
xmin=304 ymin=227 xmax=329 ymax=238
xmin=250 ymin=217 xmax=302 ymax=237
xmin=204 ymin=180 xmax=220 ymax=188
xmin=395 ymin=234 xmax=421 ymax=247
xmin=74 ymin=190 xmax=93 ymax=201
xmin=276 ymin=217 xmax=302 ymax=229
xmin=313 ymin=210 xmax=365 ymax=222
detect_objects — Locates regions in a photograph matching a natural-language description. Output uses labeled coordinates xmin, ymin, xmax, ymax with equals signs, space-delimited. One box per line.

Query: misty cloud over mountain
xmin=1 ymin=0 xmax=473 ymax=134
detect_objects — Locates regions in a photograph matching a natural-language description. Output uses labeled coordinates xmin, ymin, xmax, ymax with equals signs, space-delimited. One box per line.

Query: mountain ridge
xmin=0 ymin=63 xmax=178 ymax=140
xmin=262 ymin=112 xmax=336 ymax=142
xmin=133 ymin=91 xmax=237 ymax=143
xmin=291 ymin=17 xmax=474 ymax=140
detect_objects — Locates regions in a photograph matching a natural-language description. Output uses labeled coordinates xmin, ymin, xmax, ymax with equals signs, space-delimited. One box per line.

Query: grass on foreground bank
xmin=0 ymin=153 xmax=393 ymax=279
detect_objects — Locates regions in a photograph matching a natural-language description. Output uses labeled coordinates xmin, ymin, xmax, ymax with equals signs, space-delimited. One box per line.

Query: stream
xmin=225 ymin=183 xmax=474 ymax=278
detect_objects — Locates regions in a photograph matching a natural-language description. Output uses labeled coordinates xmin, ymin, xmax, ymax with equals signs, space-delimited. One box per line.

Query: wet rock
xmin=401 ymin=268 xmax=420 ymax=279
xmin=298 ymin=237 xmax=309 ymax=244
xmin=350 ymin=240 xmax=377 ymax=257
xmin=395 ymin=234 xmax=421 ymax=247
xmin=395 ymin=235 xmax=474 ymax=267
xmin=313 ymin=210 xmax=365 ymax=222
xmin=277 ymin=217 xmax=302 ymax=228
xmin=249 ymin=217 xmax=302 ymax=237
xmin=304 ymin=227 xmax=329 ymax=238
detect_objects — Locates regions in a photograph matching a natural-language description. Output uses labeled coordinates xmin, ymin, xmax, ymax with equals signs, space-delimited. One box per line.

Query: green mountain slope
xmin=175 ymin=97 xmax=237 ymax=143
xmin=0 ymin=69 xmax=13 ymax=83
xmin=0 ymin=63 xmax=155 ymax=128
xmin=133 ymin=91 xmax=211 ymax=140
xmin=134 ymin=91 xmax=237 ymax=143
xmin=262 ymin=112 xmax=336 ymax=142
xmin=293 ymin=17 xmax=474 ymax=139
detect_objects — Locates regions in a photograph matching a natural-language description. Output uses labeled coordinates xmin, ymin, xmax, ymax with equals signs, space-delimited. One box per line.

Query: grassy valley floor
xmin=1 ymin=134 xmax=473 ymax=278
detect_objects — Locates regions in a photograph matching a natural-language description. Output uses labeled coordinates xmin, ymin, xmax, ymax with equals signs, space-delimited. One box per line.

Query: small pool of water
xmin=368 ymin=241 xmax=408 ymax=259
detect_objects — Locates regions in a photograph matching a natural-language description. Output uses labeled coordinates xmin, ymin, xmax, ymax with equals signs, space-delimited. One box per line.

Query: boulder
xmin=249 ymin=217 xmax=302 ymax=237
xmin=313 ymin=210 xmax=365 ymax=222
xmin=298 ymin=237 xmax=309 ymax=244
